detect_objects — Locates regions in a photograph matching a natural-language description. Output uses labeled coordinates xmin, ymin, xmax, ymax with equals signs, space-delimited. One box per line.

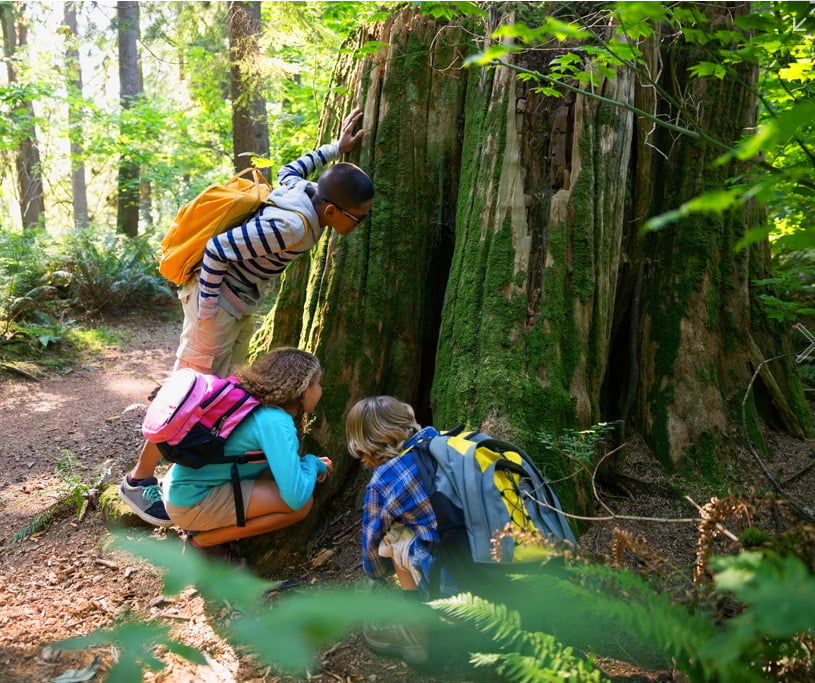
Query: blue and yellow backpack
xmin=408 ymin=426 xmax=576 ymax=597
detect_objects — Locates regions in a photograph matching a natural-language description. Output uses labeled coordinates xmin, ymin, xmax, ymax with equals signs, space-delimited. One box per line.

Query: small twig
xmin=741 ymin=349 xmax=815 ymax=521
xmin=781 ymin=460 xmax=815 ymax=486
xmin=528 ymin=492 xmax=698 ymax=524
xmin=591 ymin=443 xmax=627 ymax=518
xmin=333 ymin=518 xmax=362 ymax=543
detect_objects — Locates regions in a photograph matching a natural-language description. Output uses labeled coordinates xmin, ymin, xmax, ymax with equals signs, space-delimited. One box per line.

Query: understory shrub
xmin=0 ymin=228 xmax=67 ymax=335
xmin=56 ymin=227 xmax=173 ymax=315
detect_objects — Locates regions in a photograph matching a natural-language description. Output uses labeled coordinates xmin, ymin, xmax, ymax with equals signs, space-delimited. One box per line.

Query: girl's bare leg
xmin=130 ymin=440 xmax=163 ymax=479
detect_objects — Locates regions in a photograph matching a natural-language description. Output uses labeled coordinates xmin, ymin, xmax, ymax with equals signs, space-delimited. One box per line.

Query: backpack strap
xmin=229 ymin=462 xmax=247 ymax=527
xmin=409 ymin=438 xmax=446 ymax=599
xmin=263 ymin=198 xmax=316 ymax=252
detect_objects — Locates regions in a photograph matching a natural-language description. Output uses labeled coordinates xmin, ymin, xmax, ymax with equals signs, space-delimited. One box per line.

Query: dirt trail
xmin=0 ymin=314 xmax=448 ymax=682
xmin=0 ymin=314 xmax=181 ymax=681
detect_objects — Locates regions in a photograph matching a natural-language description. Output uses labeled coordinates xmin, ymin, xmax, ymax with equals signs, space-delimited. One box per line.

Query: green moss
xmin=675 ymin=431 xmax=729 ymax=495
xmin=647 ymin=382 xmax=676 ymax=470
xmin=740 ymin=527 xmax=771 ymax=548
xmin=569 ymin=129 xmax=597 ymax=302
xmin=742 ymin=390 xmax=771 ymax=460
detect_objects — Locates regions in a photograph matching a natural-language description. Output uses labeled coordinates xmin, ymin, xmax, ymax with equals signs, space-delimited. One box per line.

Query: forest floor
xmin=1 ymin=310 xmax=813 ymax=683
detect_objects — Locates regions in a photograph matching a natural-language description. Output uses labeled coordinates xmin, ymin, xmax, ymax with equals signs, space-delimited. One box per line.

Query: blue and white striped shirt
xmin=197 ymin=141 xmax=340 ymax=319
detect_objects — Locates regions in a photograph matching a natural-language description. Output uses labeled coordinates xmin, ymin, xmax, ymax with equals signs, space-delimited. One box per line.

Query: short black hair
xmin=317 ymin=162 xmax=374 ymax=208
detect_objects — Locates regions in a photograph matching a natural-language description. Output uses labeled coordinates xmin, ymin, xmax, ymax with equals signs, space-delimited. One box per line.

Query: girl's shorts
xmin=165 ymin=478 xmax=255 ymax=531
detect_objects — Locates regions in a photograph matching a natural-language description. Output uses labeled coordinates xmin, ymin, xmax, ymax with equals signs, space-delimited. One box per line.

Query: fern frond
xmin=473 ymin=651 xmax=604 ymax=683
xmin=493 ymin=564 xmax=714 ymax=674
xmin=9 ymin=458 xmax=110 ymax=542
xmin=11 ymin=495 xmax=76 ymax=542
xmin=434 ymin=592 xmax=607 ymax=681
xmin=695 ymin=496 xmax=750 ymax=584
xmin=432 ymin=592 xmax=523 ymax=645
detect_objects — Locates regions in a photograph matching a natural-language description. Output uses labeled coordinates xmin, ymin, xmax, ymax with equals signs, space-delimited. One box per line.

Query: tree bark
xmin=246 ymin=4 xmax=812 ymax=570
xmin=620 ymin=6 xmax=812 ymax=467
xmin=1 ymin=1 xmax=45 ymax=230
xmin=63 ymin=2 xmax=89 ymax=229
xmin=228 ymin=1 xmax=269 ymax=176
xmin=116 ymin=1 xmax=141 ymax=237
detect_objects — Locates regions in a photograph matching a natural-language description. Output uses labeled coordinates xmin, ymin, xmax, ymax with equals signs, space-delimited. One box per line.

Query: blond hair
xmin=235 ymin=348 xmax=321 ymax=435
xmin=346 ymin=396 xmax=420 ymax=469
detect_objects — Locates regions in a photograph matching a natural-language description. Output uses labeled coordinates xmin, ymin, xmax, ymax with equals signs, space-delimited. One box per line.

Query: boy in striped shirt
xmin=119 ymin=107 xmax=372 ymax=527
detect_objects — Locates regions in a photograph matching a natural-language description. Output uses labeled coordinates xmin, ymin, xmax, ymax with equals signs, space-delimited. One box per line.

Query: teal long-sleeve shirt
xmin=163 ymin=405 xmax=327 ymax=511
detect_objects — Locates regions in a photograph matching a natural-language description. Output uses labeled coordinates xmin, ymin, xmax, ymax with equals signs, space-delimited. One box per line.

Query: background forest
xmin=2 ymin=1 xmax=815 ymax=682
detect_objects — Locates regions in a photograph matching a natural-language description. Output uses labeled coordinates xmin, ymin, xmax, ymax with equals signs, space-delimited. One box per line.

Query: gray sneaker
xmin=118 ymin=475 xmax=172 ymax=527
xmin=362 ymin=621 xmax=428 ymax=664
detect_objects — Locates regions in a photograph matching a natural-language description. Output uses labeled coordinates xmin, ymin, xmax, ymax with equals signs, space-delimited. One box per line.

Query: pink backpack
xmin=142 ymin=368 xmax=263 ymax=526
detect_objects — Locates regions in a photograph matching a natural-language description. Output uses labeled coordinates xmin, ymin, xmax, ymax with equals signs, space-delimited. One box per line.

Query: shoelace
xmin=141 ymin=484 xmax=162 ymax=502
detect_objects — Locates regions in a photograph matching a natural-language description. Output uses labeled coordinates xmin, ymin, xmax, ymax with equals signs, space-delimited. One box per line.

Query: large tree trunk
xmin=0 ymin=2 xmax=45 ymax=230
xmin=63 ymin=2 xmax=89 ymax=229
xmin=228 ymin=1 xmax=269 ymax=176
xmin=617 ymin=9 xmax=811 ymax=467
xmin=246 ymin=4 xmax=812 ymax=572
xmin=116 ymin=1 xmax=141 ymax=237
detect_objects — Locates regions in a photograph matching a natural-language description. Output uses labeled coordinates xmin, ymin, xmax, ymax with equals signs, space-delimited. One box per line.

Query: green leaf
xmin=493 ymin=23 xmax=539 ymax=43
xmin=57 ymin=620 xmax=175 ymax=676
xmin=771 ymin=230 xmax=815 ymax=252
xmin=735 ymin=225 xmax=774 ymax=251
xmin=463 ymin=44 xmax=511 ymax=67
xmin=683 ymin=188 xmax=742 ymax=213
xmin=774 ymin=101 xmax=815 ymax=145
xmin=543 ymin=17 xmax=592 ymax=42
xmin=613 ymin=1 xmax=665 ymax=39
xmin=704 ymin=553 xmax=815 ymax=666
xmin=643 ymin=208 xmax=684 ymax=232
xmin=733 ymin=12 xmax=775 ymax=30
xmin=416 ymin=1 xmax=487 ymax=20
xmin=688 ymin=61 xmax=728 ymax=79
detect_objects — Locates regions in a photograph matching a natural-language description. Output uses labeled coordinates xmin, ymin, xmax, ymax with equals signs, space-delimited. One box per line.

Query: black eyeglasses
xmin=329 ymin=200 xmax=366 ymax=225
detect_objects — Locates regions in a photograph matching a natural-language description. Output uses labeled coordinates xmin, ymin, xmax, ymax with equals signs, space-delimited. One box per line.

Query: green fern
xmin=432 ymin=592 xmax=606 ymax=682
xmin=507 ymin=564 xmax=719 ymax=679
xmin=11 ymin=496 xmax=78 ymax=543
xmin=11 ymin=454 xmax=111 ymax=543
xmin=457 ymin=559 xmax=784 ymax=682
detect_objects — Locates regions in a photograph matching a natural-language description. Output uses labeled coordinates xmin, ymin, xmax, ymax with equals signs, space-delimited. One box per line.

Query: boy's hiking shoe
xmin=362 ymin=621 xmax=428 ymax=665
xmin=118 ymin=475 xmax=172 ymax=527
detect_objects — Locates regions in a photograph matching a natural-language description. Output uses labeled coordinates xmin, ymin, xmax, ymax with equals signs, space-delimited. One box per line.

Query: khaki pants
xmin=175 ymin=278 xmax=254 ymax=378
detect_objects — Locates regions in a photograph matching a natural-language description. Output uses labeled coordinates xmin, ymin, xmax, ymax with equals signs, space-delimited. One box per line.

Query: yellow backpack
xmin=158 ymin=168 xmax=306 ymax=286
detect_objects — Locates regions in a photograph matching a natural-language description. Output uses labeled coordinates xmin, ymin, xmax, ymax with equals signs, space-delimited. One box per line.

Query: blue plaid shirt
xmin=361 ymin=427 xmax=440 ymax=582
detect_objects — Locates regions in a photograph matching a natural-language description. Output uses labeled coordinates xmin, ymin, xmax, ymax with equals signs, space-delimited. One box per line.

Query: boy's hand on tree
xmin=339 ymin=107 xmax=364 ymax=153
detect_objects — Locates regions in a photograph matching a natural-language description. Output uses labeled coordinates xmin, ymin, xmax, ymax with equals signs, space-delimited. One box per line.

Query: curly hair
xmin=235 ymin=348 xmax=321 ymax=435
xmin=345 ymin=396 xmax=420 ymax=469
